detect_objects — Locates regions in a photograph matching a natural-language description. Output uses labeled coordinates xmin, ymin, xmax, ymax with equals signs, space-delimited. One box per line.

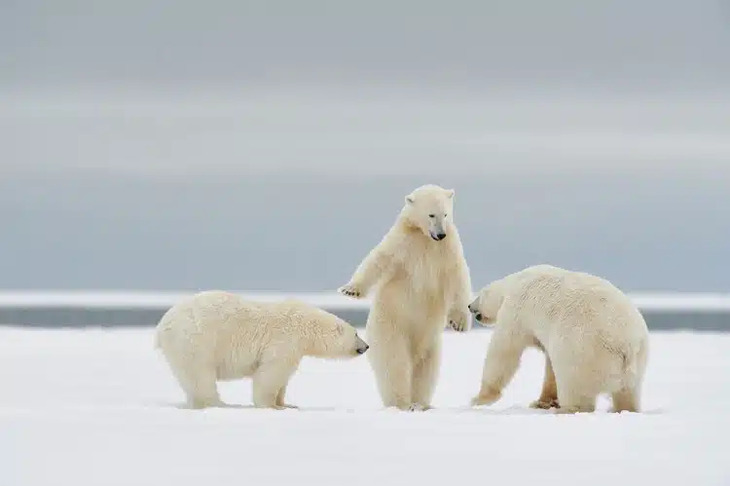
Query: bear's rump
xmin=546 ymin=334 xmax=629 ymax=392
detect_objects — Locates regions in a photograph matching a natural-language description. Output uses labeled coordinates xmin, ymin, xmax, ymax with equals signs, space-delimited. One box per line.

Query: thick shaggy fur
xmin=469 ymin=264 xmax=649 ymax=414
xmin=339 ymin=184 xmax=472 ymax=411
xmin=155 ymin=291 xmax=368 ymax=409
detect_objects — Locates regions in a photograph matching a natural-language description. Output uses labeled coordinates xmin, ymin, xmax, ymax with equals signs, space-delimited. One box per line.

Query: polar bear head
xmin=305 ymin=306 xmax=369 ymax=358
xmin=401 ymin=184 xmax=455 ymax=242
xmin=468 ymin=281 xmax=506 ymax=325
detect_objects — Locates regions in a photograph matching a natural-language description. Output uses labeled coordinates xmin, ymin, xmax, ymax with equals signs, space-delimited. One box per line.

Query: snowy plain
xmin=1 ymin=326 xmax=728 ymax=486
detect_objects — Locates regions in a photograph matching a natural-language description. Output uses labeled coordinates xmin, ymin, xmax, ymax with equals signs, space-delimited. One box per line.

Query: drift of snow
xmin=1 ymin=327 xmax=728 ymax=485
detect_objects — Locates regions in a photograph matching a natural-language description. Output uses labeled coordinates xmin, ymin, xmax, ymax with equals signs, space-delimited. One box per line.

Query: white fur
xmin=339 ymin=184 xmax=472 ymax=411
xmin=154 ymin=290 xmax=368 ymax=409
xmin=469 ymin=264 xmax=649 ymax=414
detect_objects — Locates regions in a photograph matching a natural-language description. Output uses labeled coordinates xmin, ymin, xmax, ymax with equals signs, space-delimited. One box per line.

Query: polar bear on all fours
xmin=468 ymin=264 xmax=649 ymax=414
xmin=154 ymin=290 xmax=369 ymax=409
xmin=338 ymin=184 xmax=473 ymax=411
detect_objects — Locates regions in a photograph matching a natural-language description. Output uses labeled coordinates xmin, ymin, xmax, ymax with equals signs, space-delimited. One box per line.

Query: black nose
xmin=435 ymin=233 xmax=446 ymax=240
xmin=475 ymin=313 xmax=483 ymax=321
xmin=357 ymin=345 xmax=369 ymax=354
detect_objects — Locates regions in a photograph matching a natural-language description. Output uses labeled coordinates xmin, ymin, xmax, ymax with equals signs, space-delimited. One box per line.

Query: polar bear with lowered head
xmin=469 ymin=264 xmax=649 ymax=414
xmin=339 ymin=184 xmax=472 ymax=411
xmin=155 ymin=290 xmax=369 ymax=409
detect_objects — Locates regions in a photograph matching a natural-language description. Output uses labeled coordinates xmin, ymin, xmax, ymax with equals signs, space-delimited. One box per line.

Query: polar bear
xmin=468 ymin=264 xmax=649 ymax=414
xmin=338 ymin=184 xmax=472 ymax=411
xmin=154 ymin=290 xmax=369 ymax=409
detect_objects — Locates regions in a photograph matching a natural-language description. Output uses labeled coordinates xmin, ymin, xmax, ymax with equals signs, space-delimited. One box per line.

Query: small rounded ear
xmin=405 ymin=195 xmax=415 ymax=204
xmin=446 ymin=189 xmax=455 ymax=199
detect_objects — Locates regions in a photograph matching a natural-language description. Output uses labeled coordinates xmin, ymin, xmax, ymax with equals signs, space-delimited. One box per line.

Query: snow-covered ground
xmin=2 ymin=327 xmax=728 ymax=485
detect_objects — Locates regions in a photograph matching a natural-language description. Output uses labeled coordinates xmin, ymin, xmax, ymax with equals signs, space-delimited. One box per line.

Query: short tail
xmin=622 ymin=337 xmax=648 ymax=388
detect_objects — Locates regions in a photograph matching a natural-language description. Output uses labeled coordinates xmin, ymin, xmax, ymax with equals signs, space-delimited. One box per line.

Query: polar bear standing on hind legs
xmin=339 ymin=184 xmax=473 ymax=411
xmin=469 ymin=264 xmax=649 ymax=414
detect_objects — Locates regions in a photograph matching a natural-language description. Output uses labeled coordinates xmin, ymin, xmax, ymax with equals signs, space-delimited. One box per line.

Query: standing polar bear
xmin=469 ymin=264 xmax=649 ymax=414
xmin=155 ymin=290 xmax=369 ymax=409
xmin=339 ymin=184 xmax=472 ymax=411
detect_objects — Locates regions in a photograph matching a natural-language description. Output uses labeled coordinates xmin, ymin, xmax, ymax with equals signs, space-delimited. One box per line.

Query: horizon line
xmin=0 ymin=290 xmax=729 ymax=312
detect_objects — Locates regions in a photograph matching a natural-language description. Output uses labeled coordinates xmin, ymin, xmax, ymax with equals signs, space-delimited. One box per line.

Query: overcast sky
xmin=1 ymin=0 xmax=728 ymax=292
xmin=3 ymin=0 xmax=730 ymax=92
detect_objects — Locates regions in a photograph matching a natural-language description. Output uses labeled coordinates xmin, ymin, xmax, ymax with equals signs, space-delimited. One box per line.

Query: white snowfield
xmin=2 ymin=327 xmax=728 ymax=486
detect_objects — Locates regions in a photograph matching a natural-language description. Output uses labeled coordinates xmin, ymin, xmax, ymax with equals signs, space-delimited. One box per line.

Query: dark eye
xmin=444 ymin=213 xmax=448 ymax=217
xmin=428 ymin=214 xmax=435 ymax=218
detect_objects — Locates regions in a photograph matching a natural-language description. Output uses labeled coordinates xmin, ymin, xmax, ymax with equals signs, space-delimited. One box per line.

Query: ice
xmin=1 ymin=327 xmax=728 ymax=485
xmin=2 ymin=290 xmax=729 ymax=311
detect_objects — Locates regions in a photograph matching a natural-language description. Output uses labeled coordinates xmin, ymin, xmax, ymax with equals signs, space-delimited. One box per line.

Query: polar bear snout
xmin=468 ymin=299 xmax=485 ymax=323
xmin=467 ymin=299 xmax=478 ymax=316
xmin=429 ymin=224 xmax=447 ymax=241
xmin=428 ymin=218 xmax=447 ymax=241
xmin=355 ymin=335 xmax=370 ymax=355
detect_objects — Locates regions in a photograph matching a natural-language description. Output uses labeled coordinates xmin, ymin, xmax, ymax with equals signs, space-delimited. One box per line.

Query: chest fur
xmin=402 ymin=243 xmax=455 ymax=294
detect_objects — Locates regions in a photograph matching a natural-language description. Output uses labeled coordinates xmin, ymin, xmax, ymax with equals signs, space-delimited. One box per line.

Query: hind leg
xmin=411 ymin=341 xmax=441 ymax=411
xmin=613 ymin=338 xmax=648 ymax=413
xmin=611 ymin=387 xmax=640 ymax=413
xmin=159 ymin=343 xmax=223 ymax=409
xmin=169 ymin=361 xmax=223 ymax=409
xmin=553 ymin=371 xmax=597 ymax=414
xmin=368 ymin=336 xmax=413 ymax=410
xmin=553 ymin=392 xmax=596 ymax=414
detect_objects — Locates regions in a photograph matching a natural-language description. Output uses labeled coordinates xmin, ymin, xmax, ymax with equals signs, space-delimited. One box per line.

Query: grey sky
xmin=3 ymin=0 xmax=730 ymax=92
xmin=1 ymin=0 xmax=728 ymax=292
xmin=2 ymin=165 xmax=728 ymax=293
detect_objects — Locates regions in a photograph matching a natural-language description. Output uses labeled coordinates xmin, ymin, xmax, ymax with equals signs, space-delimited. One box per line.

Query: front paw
xmin=338 ymin=283 xmax=365 ymax=299
xmin=529 ymin=398 xmax=559 ymax=410
xmin=448 ymin=309 xmax=470 ymax=332
xmin=470 ymin=387 xmax=502 ymax=407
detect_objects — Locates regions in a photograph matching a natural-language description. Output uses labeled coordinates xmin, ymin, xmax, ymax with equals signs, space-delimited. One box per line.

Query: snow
xmin=2 ymin=327 xmax=728 ymax=485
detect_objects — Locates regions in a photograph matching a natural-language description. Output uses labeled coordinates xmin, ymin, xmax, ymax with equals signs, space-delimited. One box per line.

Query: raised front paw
xmin=470 ymin=387 xmax=502 ymax=407
xmin=448 ymin=309 xmax=470 ymax=332
xmin=529 ymin=398 xmax=559 ymax=410
xmin=338 ymin=283 xmax=365 ymax=299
